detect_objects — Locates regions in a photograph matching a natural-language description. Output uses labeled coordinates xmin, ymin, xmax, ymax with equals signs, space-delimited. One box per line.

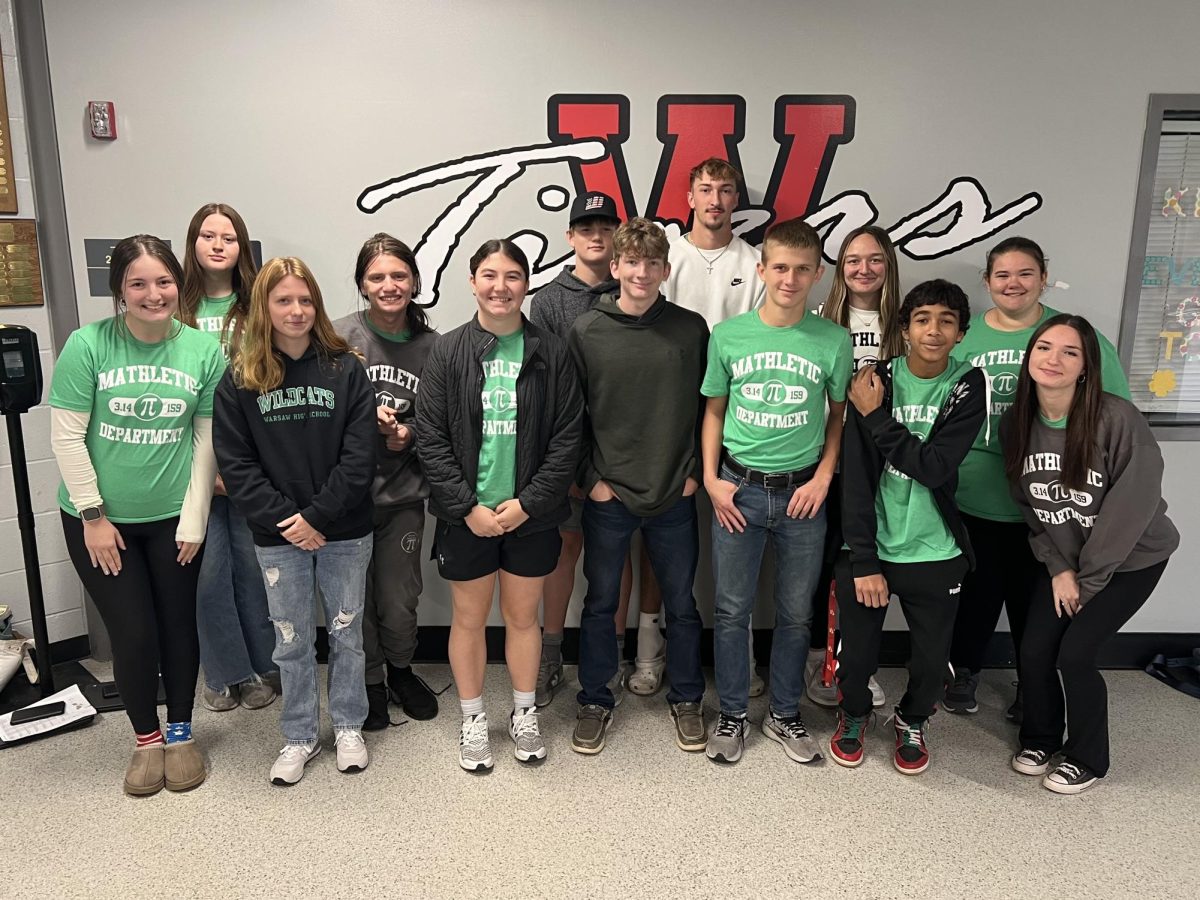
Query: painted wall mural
xmin=357 ymin=94 xmax=1043 ymax=308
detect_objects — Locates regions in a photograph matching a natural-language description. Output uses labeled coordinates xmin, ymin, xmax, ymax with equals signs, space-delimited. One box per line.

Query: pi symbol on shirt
xmin=741 ymin=381 xmax=807 ymax=407
xmin=482 ymin=387 xmax=516 ymax=412
xmin=1030 ymin=480 xmax=1093 ymax=507
xmin=991 ymin=372 xmax=1018 ymax=396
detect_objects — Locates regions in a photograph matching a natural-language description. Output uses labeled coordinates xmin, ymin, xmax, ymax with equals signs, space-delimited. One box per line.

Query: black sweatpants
xmin=836 ymin=553 xmax=968 ymax=721
xmin=62 ymin=512 xmax=203 ymax=734
xmin=949 ymin=514 xmax=1040 ymax=674
xmin=1019 ymin=560 xmax=1168 ymax=777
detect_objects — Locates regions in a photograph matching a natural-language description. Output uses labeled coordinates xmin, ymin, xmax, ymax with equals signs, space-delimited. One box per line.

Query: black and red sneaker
xmin=830 ymin=709 xmax=869 ymax=767
xmin=892 ymin=712 xmax=929 ymax=775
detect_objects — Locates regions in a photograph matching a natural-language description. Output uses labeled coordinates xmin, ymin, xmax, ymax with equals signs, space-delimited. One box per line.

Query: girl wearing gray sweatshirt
xmin=1001 ymin=314 xmax=1178 ymax=795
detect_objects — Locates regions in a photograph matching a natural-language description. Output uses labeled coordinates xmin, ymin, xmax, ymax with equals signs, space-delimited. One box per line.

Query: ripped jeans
xmin=255 ymin=536 xmax=373 ymax=744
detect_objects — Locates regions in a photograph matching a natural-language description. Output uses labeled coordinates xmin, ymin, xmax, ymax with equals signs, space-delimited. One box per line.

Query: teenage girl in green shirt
xmin=179 ymin=202 xmax=279 ymax=714
xmin=944 ymin=237 xmax=1130 ymax=720
xmin=51 ymin=235 xmax=225 ymax=796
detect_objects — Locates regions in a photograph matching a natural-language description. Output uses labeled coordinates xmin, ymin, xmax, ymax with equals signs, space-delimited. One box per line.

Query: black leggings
xmin=62 ymin=512 xmax=203 ymax=734
xmin=1019 ymin=560 xmax=1168 ymax=777
xmin=949 ymin=514 xmax=1041 ymax=673
xmin=836 ymin=553 xmax=968 ymax=721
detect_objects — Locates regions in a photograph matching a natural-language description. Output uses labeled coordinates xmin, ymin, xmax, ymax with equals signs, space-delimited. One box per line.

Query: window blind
xmin=1130 ymin=119 xmax=1200 ymax=421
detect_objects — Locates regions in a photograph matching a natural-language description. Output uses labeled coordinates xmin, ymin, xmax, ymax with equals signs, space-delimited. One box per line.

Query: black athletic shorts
xmin=433 ymin=520 xmax=562 ymax=581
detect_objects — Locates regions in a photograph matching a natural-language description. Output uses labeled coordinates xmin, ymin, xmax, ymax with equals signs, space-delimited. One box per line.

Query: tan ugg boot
xmin=123 ymin=744 xmax=165 ymax=796
xmin=163 ymin=739 xmax=206 ymax=791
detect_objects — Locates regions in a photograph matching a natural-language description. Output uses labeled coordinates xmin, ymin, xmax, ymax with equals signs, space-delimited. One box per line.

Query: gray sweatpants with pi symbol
xmin=364 ymin=504 xmax=426 ymax=683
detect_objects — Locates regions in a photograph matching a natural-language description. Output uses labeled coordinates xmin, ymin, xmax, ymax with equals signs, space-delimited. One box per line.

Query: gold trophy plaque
xmin=0 ymin=221 xmax=44 ymax=307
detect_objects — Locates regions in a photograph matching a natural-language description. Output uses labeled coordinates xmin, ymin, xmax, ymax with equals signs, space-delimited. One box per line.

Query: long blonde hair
xmin=821 ymin=225 xmax=905 ymax=361
xmin=232 ymin=257 xmax=351 ymax=393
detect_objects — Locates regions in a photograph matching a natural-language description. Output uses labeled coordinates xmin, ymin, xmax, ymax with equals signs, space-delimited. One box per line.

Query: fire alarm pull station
xmin=88 ymin=101 xmax=116 ymax=140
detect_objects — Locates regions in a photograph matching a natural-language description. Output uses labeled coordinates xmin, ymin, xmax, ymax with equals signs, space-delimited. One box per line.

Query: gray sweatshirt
xmin=568 ymin=294 xmax=709 ymax=517
xmin=335 ymin=311 xmax=437 ymax=509
xmin=529 ymin=266 xmax=618 ymax=340
xmin=1002 ymin=394 xmax=1178 ymax=604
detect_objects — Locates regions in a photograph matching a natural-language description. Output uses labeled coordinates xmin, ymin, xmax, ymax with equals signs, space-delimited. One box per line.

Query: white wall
xmin=33 ymin=0 xmax=1200 ymax=633
xmin=0 ymin=0 xmax=87 ymax=643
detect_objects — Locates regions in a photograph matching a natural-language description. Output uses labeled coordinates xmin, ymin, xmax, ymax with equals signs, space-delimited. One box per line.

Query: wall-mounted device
xmin=0 ymin=324 xmax=41 ymax=413
xmin=87 ymin=101 xmax=116 ymax=140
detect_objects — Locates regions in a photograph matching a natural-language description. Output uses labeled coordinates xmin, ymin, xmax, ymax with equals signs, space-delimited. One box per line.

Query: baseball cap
xmin=568 ymin=191 xmax=620 ymax=226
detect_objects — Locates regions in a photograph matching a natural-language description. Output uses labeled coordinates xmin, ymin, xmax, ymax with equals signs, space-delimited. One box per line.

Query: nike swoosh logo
xmin=730 ymin=278 xmax=744 ymax=287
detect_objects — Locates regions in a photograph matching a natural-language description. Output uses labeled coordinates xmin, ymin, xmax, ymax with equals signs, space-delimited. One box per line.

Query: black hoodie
xmin=841 ymin=359 xmax=985 ymax=577
xmin=568 ymin=293 xmax=709 ymax=516
xmin=214 ymin=347 xmax=377 ymax=546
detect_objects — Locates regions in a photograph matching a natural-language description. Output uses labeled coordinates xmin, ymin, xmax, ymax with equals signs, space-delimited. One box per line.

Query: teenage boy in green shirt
xmin=831 ymin=279 xmax=985 ymax=776
xmin=701 ymin=218 xmax=851 ymax=765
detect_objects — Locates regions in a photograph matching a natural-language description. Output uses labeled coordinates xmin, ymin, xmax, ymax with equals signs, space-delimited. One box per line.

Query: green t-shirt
xmin=194 ymin=294 xmax=237 ymax=353
xmin=475 ymin=329 xmax=523 ymax=509
xmin=701 ymin=309 xmax=852 ymax=472
xmin=364 ymin=315 xmax=411 ymax=343
xmin=49 ymin=318 xmax=226 ymax=523
xmin=951 ymin=304 xmax=1130 ymax=522
xmin=875 ymin=357 xmax=971 ymax=564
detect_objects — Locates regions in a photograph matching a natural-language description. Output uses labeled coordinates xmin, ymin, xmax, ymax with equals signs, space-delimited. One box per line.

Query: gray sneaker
xmin=509 ymin=707 xmax=547 ymax=762
xmin=670 ymin=701 xmax=706 ymax=751
xmin=458 ymin=713 xmax=494 ymax=772
xmin=571 ymin=704 xmax=613 ymax=755
xmin=535 ymin=656 xmax=563 ymax=708
xmin=762 ymin=711 xmax=822 ymax=763
xmin=202 ymin=684 xmax=240 ymax=712
xmin=705 ymin=713 xmax=748 ymax=764
xmin=608 ymin=662 xmax=627 ymax=707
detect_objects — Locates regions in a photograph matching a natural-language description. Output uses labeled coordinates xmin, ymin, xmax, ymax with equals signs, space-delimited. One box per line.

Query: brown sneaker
xmin=202 ymin=684 xmax=240 ymax=712
xmin=124 ymin=744 xmax=165 ymax=796
xmin=670 ymin=701 xmax=706 ymax=751
xmin=239 ymin=676 xmax=278 ymax=710
xmin=164 ymin=739 xmax=206 ymax=792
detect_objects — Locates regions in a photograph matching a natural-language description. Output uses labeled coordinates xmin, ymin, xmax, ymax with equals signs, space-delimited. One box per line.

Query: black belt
xmin=721 ymin=452 xmax=818 ymax=489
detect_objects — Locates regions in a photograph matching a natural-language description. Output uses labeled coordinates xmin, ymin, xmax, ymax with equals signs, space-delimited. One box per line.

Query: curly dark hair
xmin=897 ymin=279 xmax=971 ymax=332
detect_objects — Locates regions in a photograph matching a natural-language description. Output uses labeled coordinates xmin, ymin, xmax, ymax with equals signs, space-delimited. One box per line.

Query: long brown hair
xmin=108 ymin=234 xmax=185 ymax=341
xmin=232 ymin=257 xmax=351 ymax=393
xmin=180 ymin=202 xmax=258 ymax=350
xmin=1003 ymin=313 xmax=1104 ymax=491
xmin=820 ymin=225 xmax=904 ymax=360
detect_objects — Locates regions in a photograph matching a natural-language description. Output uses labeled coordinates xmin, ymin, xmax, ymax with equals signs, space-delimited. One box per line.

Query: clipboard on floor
xmin=0 ymin=684 xmax=96 ymax=748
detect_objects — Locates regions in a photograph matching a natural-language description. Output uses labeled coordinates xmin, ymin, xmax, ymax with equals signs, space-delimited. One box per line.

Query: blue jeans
xmin=256 ymin=536 xmax=373 ymax=743
xmin=197 ymin=496 xmax=277 ymax=690
xmin=578 ymin=494 xmax=703 ymax=707
xmin=712 ymin=465 xmax=824 ymax=718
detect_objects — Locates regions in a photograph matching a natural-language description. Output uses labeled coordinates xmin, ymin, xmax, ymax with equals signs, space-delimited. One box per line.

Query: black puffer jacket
xmin=415 ymin=314 xmax=583 ymax=534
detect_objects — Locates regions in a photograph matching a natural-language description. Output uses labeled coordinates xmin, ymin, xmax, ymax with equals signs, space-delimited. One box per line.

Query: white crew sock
xmin=460 ymin=695 xmax=484 ymax=719
xmin=637 ymin=612 xmax=664 ymax=663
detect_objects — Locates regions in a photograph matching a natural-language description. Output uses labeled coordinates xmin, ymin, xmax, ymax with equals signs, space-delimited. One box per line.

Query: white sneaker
xmin=459 ymin=713 xmax=494 ymax=772
xmin=869 ymin=676 xmax=886 ymax=708
xmin=627 ymin=656 xmax=665 ymax=696
xmin=509 ymin=707 xmax=547 ymax=762
xmin=748 ymin=667 xmax=766 ymax=698
xmin=334 ymin=729 xmax=369 ymax=773
xmin=269 ymin=741 xmax=321 ymax=785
